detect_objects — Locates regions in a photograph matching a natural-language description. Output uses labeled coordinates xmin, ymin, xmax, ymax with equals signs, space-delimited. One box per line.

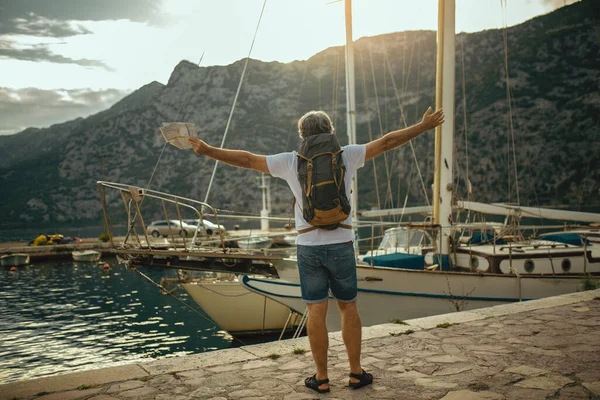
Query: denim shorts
xmin=296 ymin=241 xmax=358 ymax=304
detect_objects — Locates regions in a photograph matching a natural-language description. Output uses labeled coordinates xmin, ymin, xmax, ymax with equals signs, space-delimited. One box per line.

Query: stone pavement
xmin=2 ymin=289 xmax=599 ymax=400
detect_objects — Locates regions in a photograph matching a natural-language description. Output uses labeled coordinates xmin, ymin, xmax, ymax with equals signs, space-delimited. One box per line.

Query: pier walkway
xmin=2 ymin=289 xmax=599 ymax=400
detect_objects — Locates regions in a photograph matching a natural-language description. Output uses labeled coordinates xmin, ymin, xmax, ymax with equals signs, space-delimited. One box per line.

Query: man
xmin=189 ymin=106 xmax=444 ymax=393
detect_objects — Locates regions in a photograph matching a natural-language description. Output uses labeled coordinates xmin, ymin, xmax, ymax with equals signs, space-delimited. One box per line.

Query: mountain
xmin=0 ymin=0 xmax=598 ymax=230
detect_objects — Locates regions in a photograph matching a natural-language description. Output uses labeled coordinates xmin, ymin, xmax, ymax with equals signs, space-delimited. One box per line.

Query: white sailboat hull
xmin=182 ymin=279 xmax=297 ymax=336
xmin=242 ymin=261 xmax=590 ymax=331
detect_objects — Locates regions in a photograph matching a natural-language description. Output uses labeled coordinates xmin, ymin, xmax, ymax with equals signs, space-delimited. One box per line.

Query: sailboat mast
xmin=344 ymin=0 xmax=359 ymax=234
xmin=433 ymin=0 xmax=456 ymax=257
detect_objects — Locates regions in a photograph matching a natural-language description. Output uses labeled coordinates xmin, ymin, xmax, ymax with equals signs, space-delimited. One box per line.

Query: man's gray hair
xmin=297 ymin=110 xmax=335 ymax=139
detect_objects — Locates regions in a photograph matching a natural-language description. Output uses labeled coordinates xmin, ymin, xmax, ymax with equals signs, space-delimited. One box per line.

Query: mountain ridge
xmin=0 ymin=0 xmax=598 ymax=229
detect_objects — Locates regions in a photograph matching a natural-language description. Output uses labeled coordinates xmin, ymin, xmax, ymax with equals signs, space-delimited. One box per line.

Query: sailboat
xmin=240 ymin=0 xmax=600 ymax=331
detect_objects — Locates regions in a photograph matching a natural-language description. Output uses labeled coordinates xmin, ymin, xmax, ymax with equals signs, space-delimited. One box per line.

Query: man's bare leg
xmin=337 ymin=300 xmax=363 ymax=383
xmin=307 ymin=301 xmax=329 ymax=391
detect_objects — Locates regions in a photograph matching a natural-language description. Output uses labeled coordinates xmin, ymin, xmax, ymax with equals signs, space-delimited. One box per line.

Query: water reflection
xmin=0 ymin=260 xmax=232 ymax=383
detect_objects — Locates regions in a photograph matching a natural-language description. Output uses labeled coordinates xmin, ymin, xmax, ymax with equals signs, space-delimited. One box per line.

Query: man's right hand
xmin=420 ymin=107 xmax=445 ymax=131
xmin=188 ymin=137 xmax=209 ymax=156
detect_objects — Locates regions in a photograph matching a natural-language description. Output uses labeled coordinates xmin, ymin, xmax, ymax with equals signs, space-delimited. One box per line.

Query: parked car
xmin=146 ymin=220 xmax=197 ymax=238
xmin=184 ymin=219 xmax=226 ymax=235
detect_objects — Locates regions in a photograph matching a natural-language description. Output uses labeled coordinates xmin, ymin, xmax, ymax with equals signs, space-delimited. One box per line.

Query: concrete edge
xmin=0 ymin=364 xmax=148 ymax=400
xmin=1 ymin=288 xmax=598 ymax=399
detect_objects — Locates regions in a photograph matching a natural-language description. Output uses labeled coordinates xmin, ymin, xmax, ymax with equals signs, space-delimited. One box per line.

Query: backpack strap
xmin=298 ymin=226 xmax=317 ymax=235
xmin=298 ymin=224 xmax=353 ymax=235
xmin=305 ymin=160 xmax=313 ymax=196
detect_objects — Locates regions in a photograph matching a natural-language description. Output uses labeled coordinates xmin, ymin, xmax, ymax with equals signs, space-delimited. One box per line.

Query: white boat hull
xmin=72 ymin=250 xmax=101 ymax=262
xmin=182 ymin=279 xmax=298 ymax=336
xmin=1 ymin=253 xmax=30 ymax=267
xmin=242 ymin=262 xmax=590 ymax=331
xmin=237 ymin=237 xmax=273 ymax=249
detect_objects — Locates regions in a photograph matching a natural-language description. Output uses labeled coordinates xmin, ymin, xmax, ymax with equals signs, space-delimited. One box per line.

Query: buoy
xmin=10 ymin=266 xmax=16 ymax=272
xmin=103 ymin=263 xmax=110 ymax=270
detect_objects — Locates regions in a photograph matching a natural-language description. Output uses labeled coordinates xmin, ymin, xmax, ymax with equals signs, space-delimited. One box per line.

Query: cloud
xmin=541 ymin=0 xmax=579 ymax=9
xmin=0 ymin=39 xmax=111 ymax=69
xmin=0 ymin=0 xmax=164 ymax=36
xmin=0 ymin=14 xmax=92 ymax=37
xmin=0 ymin=87 xmax=129 ymax=134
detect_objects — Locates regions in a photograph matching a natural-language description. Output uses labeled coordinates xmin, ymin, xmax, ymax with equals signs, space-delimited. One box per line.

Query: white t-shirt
xmin=266 ymin=143 xmax=366 ymax=246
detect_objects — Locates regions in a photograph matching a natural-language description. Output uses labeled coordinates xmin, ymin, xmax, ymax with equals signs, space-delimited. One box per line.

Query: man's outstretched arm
xmin=188 ymin=137 xmax=269 ymax=173
xmin=365 ymin=107 xmax=444 ymax=162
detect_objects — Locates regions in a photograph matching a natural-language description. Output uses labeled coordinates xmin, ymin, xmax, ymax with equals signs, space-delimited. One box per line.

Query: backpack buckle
xmin=307 ymin=160 xmax=313 ymax=170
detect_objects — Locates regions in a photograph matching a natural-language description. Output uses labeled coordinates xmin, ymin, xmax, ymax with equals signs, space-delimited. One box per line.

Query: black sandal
xmin=348 ymin=369 xmax=373 ymax=389
xmin=305 ymin=374 xmax=330 ymax=393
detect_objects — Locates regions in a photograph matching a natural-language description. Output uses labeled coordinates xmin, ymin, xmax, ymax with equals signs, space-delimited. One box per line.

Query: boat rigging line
xmin=500 ymin=0 xmax=521 ymax=206
xmin=146 ymin=52 xmax=206 ymax=193
xmin=131 ymin=266 xmax=248 ymax=346
xmin=204 ymin=0 xmax=268 ymax=204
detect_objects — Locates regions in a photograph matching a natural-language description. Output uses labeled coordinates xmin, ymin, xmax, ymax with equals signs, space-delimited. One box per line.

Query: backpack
xmin=296 ymin=134 xmax=352 ymax=234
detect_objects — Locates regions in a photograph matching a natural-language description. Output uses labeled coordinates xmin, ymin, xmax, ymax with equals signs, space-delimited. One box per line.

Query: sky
xmin=0 ymin=0 xmax=578 ymax=135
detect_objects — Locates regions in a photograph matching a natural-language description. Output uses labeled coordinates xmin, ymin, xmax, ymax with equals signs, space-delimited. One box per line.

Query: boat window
xmin=380 ymin=229 xmax=409 ymax=250
xmin=409 ymin=231 xmax=424 ymax=246
xmin=561 ymin=258 xmax=571 ymax=272
xmin=524 ymin=259 xmax=535 ymax=273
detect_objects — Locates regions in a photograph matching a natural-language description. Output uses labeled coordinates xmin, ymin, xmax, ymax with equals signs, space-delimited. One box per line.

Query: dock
xmin=1 ymin=289 xmax=599 ymax=399
xmin=0 ymin=239 xmax=116 ymax=262
xmin=0 ymin=228 xmax=295 ymax=264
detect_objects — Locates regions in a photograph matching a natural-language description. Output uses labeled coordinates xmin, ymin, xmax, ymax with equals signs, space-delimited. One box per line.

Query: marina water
xmin=0 ymin=259 xmax=240 ymax=383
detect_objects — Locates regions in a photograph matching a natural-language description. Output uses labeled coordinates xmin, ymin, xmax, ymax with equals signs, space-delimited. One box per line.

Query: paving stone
xmin=88 ymin=396 xmax=121 ymax=400
xmin=555 ymin=386 xmax=591 ymax=399
xmin=242 ymin=359 xmax=278 ymax=370
xmin=576 ymin=370 xmax=600 ymax=381
xmin=283 ymin=392 xmax=326 ymax=399
xmin=410 ymin=331 xmax=440 ymax=341
xmin=361 ymin=356 xmax=382 ymax=365
xmin=106 ymin=380 xmax=145 ymax=393
xmin=175 ymin=370 xmax=204 ymax=381
xmin=522 ymin=347 xmax=565 ymax=357
xmin=504 ymin=365 xmax=549 ymax=376
xmin=228 ymin=389 xmax=264 ymax=398
xmin=370 ymin=351 xmax=395 ymax=359
xmin=278 ymin=359 xmax=310 ymax=371
xmin=142 ymin=348 xmax=256 ymax=375
xmin=395 ymin=370 xmax=429 ymax=380
xmin=572 ymin=306 xmax=590 ymax=312
xmin=188 ymin=385 xmax=227 ymax=398
xmin=426 ymin=354 xmax=468 ymax=363
xmin=414 ymin=377 xmax=458 ymax=388
xmin=119 ymin=386 xmax=158 ymax=398
xmin=442 ymin=344 xmax=461 ymax=354
xmin=433 ymin=365 xmax=473 ymax=376
xmin=37 ymin=388 xmax=103 ymax=400
xmin=466 ymin=345 xmax=512 ymax=354
xmin=154 ymin=396 xmax=189 ymax=400
xmin=513 ymin=375 xmax=573 ymax=390
xmin=440 ymin=390 xmax=505 ymax=400
xmin=442 ymin=336 xmax=473 ymax=345
xmin=582 ymin=381 xmax=600 ymax=395
xmin=387 ymin=364 xmax=408 ymax=372
xmin=504 ymin=388 xmax=554 ymax=400
xmin=145 ymin=374 xmax=179 ymax=386
xmin=276 ymin=372 xmax=302 ymax=383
